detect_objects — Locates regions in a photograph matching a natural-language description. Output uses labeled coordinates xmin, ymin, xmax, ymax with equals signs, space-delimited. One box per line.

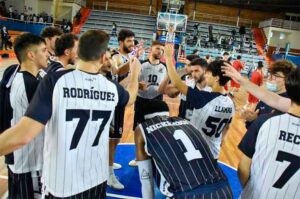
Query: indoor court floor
xmin=0 ymin=57 xmax=248 ymax=198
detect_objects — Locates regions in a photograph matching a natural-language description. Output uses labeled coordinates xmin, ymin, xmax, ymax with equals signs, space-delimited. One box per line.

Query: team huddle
xmin=0 ymin=26 xmax=299 ymax=199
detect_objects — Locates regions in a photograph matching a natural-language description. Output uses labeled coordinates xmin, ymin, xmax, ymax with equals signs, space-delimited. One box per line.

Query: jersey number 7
xmin=66 ymin=109 xmax=112 ymax=150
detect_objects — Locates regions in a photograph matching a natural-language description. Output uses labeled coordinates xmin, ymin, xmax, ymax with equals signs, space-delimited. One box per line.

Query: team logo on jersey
xmin=159 ymin=68 xmax=164 ymax=73
xmin=141 ymin=169 xmax=150 ymax=179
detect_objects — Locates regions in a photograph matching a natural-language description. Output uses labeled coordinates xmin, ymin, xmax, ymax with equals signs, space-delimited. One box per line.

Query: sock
xmin=109 ymin=166 xmax=114 ymax=176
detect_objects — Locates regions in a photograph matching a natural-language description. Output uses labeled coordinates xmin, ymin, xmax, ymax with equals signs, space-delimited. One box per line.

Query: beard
xmin=152 ymin=53 xmax=162 ymax=60
xmin=123 ymin=45 xmax=133 ymax=53
xmin=196 ymin=74 xmax=205 ymax=84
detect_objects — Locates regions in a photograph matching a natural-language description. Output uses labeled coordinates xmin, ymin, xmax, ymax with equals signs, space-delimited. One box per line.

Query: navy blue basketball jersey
xmin=139 ymin=116 xmax=227 ymax=197
xmin=46 ymin=60 xmax=64 ymax=73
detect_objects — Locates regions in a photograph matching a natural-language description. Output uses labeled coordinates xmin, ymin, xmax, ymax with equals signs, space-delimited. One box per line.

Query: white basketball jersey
xmin=187 ymin=87 xmax=235 ymax=159
xmin=138 ymin=60 xmax=167 ymax=99
xmin=240 ymin=113 xmax=300 ymax=199
xmin=25 ymin=69 xmax=129 ymax=197
xmin=9 ymin=72 xmax=44 ymax=174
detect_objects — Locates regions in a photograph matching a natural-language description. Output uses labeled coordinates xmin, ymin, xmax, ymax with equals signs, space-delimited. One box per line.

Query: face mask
xmin=266 ymin=82 xmax=278 ymax=92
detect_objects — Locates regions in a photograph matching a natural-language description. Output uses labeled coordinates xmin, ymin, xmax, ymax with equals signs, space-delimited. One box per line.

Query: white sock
xmin=109 ymin=166 xmax=114 ymax=176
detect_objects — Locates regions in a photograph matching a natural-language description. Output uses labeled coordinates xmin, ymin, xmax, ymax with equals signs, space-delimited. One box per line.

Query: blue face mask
xmin=266 ymin=82 xmax=278 ymax=92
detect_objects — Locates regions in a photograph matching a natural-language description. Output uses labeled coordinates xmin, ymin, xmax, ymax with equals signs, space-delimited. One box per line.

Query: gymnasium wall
xmin=184 ymin=2 xmax=284 ymax=26
xmin=264 ymin=27 xmax=300 ymax=50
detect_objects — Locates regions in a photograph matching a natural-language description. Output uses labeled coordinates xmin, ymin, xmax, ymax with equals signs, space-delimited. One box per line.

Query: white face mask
xmin=266 ymin=82 xmax=278 ymax=92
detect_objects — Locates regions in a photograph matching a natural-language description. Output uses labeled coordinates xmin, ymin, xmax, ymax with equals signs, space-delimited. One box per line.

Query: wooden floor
xmin=0 ymin=58 xmax=248 ymax=198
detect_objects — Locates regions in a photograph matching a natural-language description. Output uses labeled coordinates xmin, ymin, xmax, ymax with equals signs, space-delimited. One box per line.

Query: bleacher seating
xmin=81 ymin=10 xmax=267 ymax=74
xmin=81 ymin=10 xmax=156 ymax=42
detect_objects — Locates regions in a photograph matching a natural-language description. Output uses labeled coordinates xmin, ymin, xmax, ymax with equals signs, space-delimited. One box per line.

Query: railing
xmin=191 ymin=11 xmax=253 ymax=28
xmin=41 ymin=0 xmax=86 ymax=6
xmin=92 ymin=0 xmax=156 ymax=16
xmin=259 ymin=18 xmax=300 ymax=31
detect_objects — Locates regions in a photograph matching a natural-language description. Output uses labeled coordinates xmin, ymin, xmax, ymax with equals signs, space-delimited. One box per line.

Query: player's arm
xmin=157 ymin=75 xmax=169 ymax=94
xmin=126 ymin=57 xmax=142 ymax=106
xmin=164 ymin=44 xmax=188 ymax=96
xmin=135 ymin=126 xmax=154 ymax=199
xmin=238 ymin=154 xmax=252 ymax=187
xmin=221 ymin=62 xmax=290 ymax=112
xmin=112 ymin=55 xmax=130 ymax=76
xmin=0 ymin=117 xmax=44 ymax=156
xmin=165 ymin=83 xmax=180 ymax=98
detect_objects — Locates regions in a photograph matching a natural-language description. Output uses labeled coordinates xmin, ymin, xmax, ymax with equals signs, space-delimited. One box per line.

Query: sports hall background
xmin=0 ymin=0 xmax=300 ymax=198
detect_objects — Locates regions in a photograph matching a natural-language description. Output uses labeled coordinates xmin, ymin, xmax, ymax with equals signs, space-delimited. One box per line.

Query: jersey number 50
xmin=202 ymin=116 xmax=232 ymax=138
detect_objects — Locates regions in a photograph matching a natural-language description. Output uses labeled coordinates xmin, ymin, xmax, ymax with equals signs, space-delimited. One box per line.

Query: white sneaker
xmin=128 ymin=159 xmax=137 ymax=167
xmin=113 ymin=163 xmax=122 ymax=170
xmin=107 ymin=174 xmax=125 ymax=190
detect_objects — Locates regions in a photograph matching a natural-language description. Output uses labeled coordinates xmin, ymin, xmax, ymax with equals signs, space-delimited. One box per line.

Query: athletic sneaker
xmin=107 ymin=174 xmax=125 ymax=190
xmin=113 ymin=162 xmax=122 ymax=170
xmin=128 ymin=159 xmax=137 ymax=167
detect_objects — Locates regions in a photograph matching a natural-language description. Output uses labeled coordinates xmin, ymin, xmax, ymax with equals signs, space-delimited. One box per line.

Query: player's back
xmin=30 ymin=69 xmax=120 ymax=197
xmin=189 ymin=91 xmax=235 ymax=158
xmin=140 ymin=116 xmax=228 ymax=197
xmin=240 ymin=113 xmax=300 ymax=199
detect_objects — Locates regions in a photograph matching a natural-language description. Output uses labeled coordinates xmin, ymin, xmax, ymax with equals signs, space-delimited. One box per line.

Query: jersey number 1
xmin=66 ymin=109 xmax=112 ymax=150
xmin=174 ymin=130 xmax=203 ymax=161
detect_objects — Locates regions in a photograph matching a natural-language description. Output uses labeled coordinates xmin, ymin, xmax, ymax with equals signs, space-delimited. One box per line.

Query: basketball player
xmin=0 ymin=33 xmax=48 ymax=199
xmin=164 ymin=54 xmax=199 ymax=99
xmin=242 ymin=60 xmax=294 ymax=129
xmin=221 ymin=62 xmax=293 ymax=113
xmin=108 ymin=29 xmax=136 ymax=189
xmin=0 ymin=30 xmax=141 ymax=198
xmin=165 ymin=44 xmax=234 ymax=159
xmin=238 ymin=67 xmax=300 ymax=199
xmin=135 ymin=100 xmax=233 ymax=199
xmin=46 ymin=33 xmax=78 ymax=73
xmin=229 ymin=55 xmax=244 ymax=96
xmin=246 ymin=61 xmax=263 ymax=105
xmin=178 ymin=58 xmax=212 ymax=120
xmin=40 ymin=26 xmax=63 ymax=58
xmin=134 ymin=40 xmax=168 ymax=129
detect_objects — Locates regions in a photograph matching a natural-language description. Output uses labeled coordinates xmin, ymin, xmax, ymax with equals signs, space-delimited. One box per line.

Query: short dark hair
xmin=257 ymin=61 xmax=263 ymax=69
xmin=206 ymin=60 xmax=231 ymax=86
xmin=55 ymin=34 xmax=78 ymax=56
xmin=40 ymin=26 xmax=62 ymax=39
xmin=285 ymin=68 xmax=300 ymax=105
xmin=151 ymin=40 xmax=164 ymax=47
xmin=269 ymin=60 xmax=295 ymax=77
xmin=190 ymin=58 xmax=208 ymax=68
xmin=14 ymin=33 xmax=45 ymax=63
xmin=205 ymin=54 xmax=211 ymax=59
xmin=223 ymin=52 xmax=229 ymax=56
xmin=237 ymin=55 xmax=242 ymax=60
xmin=192 ymin=49 xmax=199 ymax=54
xmin=78 ymin=30 xmax=110 ymax=61
xmin=118 ymin=29 xmax=134 ymax=42
xmin=186 ymin=54 xmax=200 ymax=62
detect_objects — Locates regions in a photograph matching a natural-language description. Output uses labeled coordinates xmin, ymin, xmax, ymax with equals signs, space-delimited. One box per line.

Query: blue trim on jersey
xmin=186 ymin=87 xmax=223 ymax=109
xmin=25 ymin=69 xmax=74 ymax=125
